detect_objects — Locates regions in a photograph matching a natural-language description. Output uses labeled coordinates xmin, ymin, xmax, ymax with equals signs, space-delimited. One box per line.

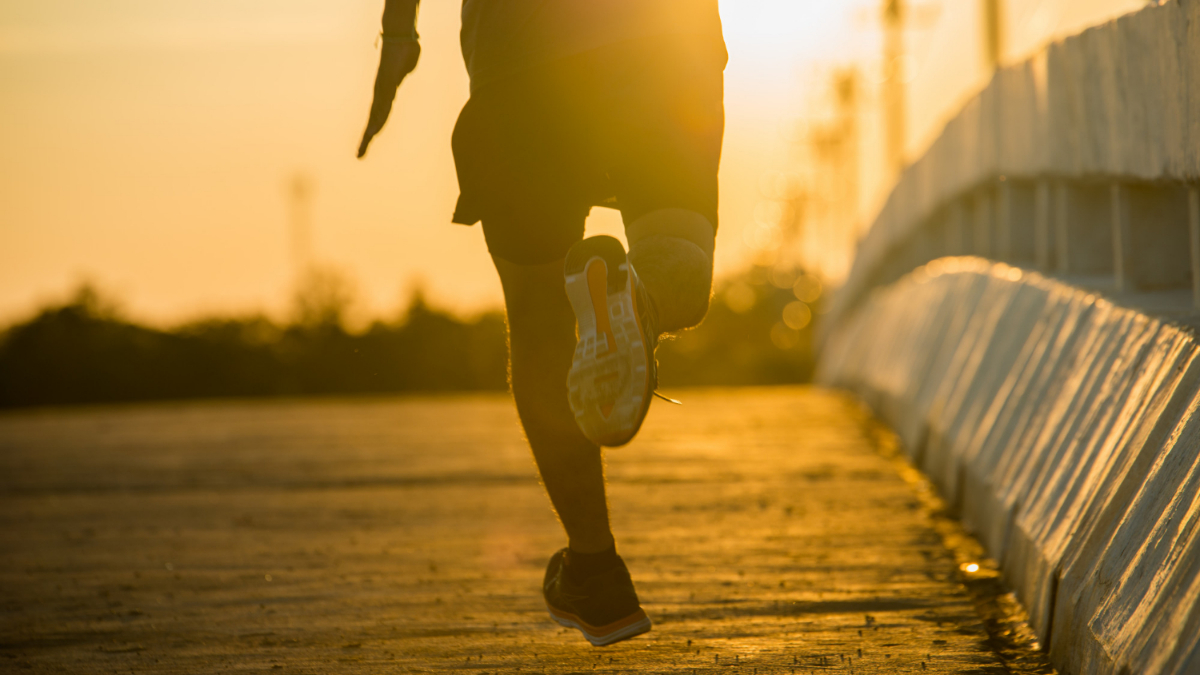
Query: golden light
xmin=770 ymin=322 xmax=801 ymax=350
xmin=724 ymin=282 xmax=757 ymax=314
xmin=783 ymin=301 xmax=812 ymax=331
xmin=793 ymin=274 xmax=823 ymax=303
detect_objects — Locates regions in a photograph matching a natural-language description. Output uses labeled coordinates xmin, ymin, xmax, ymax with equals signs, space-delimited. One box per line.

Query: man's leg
xmin=491 ymin=208 xmax=712 ymax=540
xmin=491 ymin=255 xmax=615 ymax=554
xmin=490 ymin=206 xmax=713 ymax=550
xmin=491 ymin=213 xmax=710 ymax=646
xmin=626 ymin=208 xmax=716 ymax=332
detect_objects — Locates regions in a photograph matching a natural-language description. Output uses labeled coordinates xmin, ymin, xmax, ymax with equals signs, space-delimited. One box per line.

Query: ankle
xmin=566 ymin=543 xmax=620 ymax=582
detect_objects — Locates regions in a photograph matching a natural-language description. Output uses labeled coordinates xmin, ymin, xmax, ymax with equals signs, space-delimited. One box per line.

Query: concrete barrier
xmin=817 ymin=1 xmax=1200 ymax=673
xmin=818 ymin=258 xmax=1200 ymax=674
xmin=827 ymin=0 xmax=1200 ymax=330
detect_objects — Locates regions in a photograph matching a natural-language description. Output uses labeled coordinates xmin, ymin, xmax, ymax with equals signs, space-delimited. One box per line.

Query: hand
xmin=357 ymin=38 xmax=421 ymax=158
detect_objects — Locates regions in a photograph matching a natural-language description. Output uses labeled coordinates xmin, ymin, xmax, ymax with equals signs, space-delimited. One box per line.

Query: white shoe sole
xmin=564 ymin=238 xmax=652 ymax=447
xmin=546 ymin=602 xmax=652 ymax=646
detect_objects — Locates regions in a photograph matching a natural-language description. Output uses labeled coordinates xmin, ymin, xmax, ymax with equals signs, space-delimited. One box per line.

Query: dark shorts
xmin=451 ymin=35 xmax=727 ymax=265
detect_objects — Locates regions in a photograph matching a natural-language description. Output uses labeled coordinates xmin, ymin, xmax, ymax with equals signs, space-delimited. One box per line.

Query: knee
xmin=492 ymin=257 xmax=577 ymax=349
xmin=508 ymin=361 xmax=590 ymax=444
xmin=628 ymin=234 xmax=713 ymax=330
xmin=505 ymin=303 xmax=576 ymax=367
xmin=669 ymin=289 xmax=711 ymax=331
xmin=627 ymin=208 xmax=715 ymax=258
xmin=674 ymin=282 xmax=712 ymax=329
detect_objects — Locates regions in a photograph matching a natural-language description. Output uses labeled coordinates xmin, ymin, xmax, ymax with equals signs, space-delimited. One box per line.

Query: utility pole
xmin=835 ymin=71 xmax=861 ymax=234
xmin=832 ymin=70 xmax=863 ymax=270
xmin=982 ymin=0 xmax=1003 ymax=71
xmin=288 ymin=173 xmax=314 ymax=279
xmin=875 ymin=0 xmax=939 ymax=179
xmin=882 ymin=0 xmax=906 ymax=179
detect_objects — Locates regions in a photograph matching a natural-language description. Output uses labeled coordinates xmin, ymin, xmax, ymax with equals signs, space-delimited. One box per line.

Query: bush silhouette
xmin=0 ymin=268 xmax=816 ymax=408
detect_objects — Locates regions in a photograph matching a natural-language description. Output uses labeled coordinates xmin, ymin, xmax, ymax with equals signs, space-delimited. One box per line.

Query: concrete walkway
xmin=2 ymin=388 xmax=1037 ymax=674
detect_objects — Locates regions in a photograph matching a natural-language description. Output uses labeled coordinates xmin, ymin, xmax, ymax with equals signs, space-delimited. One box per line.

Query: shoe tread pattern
xmin=564 ymin=236 xmax=652 ymax=447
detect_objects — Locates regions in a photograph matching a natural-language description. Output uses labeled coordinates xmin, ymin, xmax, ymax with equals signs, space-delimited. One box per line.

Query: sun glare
xmin=0 ymin=0 xmax=1160 ymax=324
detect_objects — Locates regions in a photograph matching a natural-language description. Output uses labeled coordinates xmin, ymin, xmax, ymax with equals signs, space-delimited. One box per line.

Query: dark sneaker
xmin=564 ymin=235 xmax=663 ymax=447
xmin=542 ymin=548 xmax=651 ymax=646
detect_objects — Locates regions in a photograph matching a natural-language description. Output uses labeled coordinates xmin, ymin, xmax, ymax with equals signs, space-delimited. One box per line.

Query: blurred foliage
xmin=657 ymin=264 xmax=819 ymax=388
xmin=0 ymin=265 xmax=820 ymax=408
xmin=0 ymin=283 xmax=509 ymax=408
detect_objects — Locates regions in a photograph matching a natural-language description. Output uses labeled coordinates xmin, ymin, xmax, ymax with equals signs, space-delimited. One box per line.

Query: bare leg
xmin=491 ymin=210 xmax=714 ymax=553
xmin=626 ymin=208 xmax=716 ymax=332
xmin=492 ymin=255 xmax=615 ymax=554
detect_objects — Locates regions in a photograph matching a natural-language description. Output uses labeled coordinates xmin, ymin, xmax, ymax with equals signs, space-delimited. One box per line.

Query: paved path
xmin=2 ymin=387 xmax=1027 ymax=674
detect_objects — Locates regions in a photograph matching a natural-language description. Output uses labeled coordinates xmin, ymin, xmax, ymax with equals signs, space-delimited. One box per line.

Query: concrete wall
xmin=818 ymin=2 xmax=1200 ymax=673
xmin=829 ymin=0 xmax=1200 ymax=329
xmin=818 ymin=258 xmax=1200 ymax=674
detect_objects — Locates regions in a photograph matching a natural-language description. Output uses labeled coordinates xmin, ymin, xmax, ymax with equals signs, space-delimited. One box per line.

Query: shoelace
xmin=653 ymin=390 xmax=682 ymax=405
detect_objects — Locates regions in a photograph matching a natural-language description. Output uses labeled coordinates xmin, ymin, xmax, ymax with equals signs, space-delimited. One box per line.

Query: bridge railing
xmin=829 ymin=0 xmax=1200 ymax=328
xmin=818 ymin=5 xmax=1200 ymax=673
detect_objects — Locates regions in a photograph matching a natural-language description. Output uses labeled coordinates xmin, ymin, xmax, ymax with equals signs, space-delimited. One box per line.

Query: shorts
xmin=450 ymin=34 xmax=727 ymax=265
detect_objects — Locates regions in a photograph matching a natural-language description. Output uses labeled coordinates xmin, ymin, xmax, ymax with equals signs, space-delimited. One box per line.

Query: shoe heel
xmin=565 ymin=270 xmax=598 ymax=337
xmin=564 ymin=235 xmax=646 ymax=446
xmin=564 ymin=236 xmax=631 ymax=351
xmin=564 ymin=236 xmax=628 ymax=292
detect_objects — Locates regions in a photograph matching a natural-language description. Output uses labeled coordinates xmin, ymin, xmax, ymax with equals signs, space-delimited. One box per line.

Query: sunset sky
xmin=0 ymin=0 xmax=1140 ymax=326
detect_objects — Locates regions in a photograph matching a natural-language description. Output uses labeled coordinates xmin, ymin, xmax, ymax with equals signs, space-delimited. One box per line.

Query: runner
xmin=358 ymin=0 xmax=726 ymax=646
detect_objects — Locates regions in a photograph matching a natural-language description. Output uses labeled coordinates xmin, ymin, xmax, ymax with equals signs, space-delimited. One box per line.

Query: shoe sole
xmin=564 ymin=236 xmax=651 ymax=447
xmin=546 ymin=603 xmax=652 ymax=647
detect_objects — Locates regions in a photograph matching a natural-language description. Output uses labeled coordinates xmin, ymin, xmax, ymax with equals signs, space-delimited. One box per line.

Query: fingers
xmin=356 ymin=40 xmax=421 ymax=159
xmin=356 ymin=96 xmax=391 ymax=158
xmin=358 ymin=118 xmax=386 ymax=158
xmin=358 ymin=116 xmax=378 ymax=158
xmin=359 ymin=99 xmax=393 ymax=157
xmin=358 ymin=93 xmax=395 ymax=158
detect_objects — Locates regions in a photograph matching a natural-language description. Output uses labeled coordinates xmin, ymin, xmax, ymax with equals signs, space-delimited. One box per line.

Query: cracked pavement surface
xmin=2 ymin=387 xmax=1031 ymax=673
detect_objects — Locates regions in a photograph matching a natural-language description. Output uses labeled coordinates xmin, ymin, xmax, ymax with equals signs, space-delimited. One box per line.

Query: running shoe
xmin=542 ymin=548 xmax=651 ymax=646
xmin=564 ymin=235 xmax=662 ymax=447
